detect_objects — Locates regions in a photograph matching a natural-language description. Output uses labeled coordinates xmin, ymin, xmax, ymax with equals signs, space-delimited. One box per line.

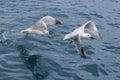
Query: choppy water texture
xmin=0 ymin=0 xmax=120 ymax=80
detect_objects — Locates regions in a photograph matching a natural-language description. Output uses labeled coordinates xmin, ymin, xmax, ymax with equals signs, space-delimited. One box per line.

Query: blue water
xmin=0 ymin=0 xmax=120 ymax=80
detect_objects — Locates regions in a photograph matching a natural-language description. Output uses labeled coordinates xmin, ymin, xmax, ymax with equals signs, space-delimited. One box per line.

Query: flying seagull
xmin=63 ymin=21 xmax=102 ymax=58
xmin=21 ymin=16 xmax=61 ymax=39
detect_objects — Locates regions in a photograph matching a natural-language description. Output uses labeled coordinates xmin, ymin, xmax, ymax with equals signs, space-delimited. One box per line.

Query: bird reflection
xmin=18 ymin=45 xmax=48 ymax=80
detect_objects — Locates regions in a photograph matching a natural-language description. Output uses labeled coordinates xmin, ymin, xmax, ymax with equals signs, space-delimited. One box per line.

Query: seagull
xmin=21 ymin=16 xmax=61 ymax=39
xmin=63 ymin=21 xmax=102 ymax=58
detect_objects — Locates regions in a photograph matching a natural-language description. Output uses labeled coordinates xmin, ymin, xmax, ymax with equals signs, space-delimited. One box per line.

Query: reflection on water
xmin=18 ymin=45 xmax=48 ymax=80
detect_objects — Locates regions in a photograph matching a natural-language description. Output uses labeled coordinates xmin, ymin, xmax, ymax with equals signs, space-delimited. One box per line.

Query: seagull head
xmin=83 ymin=33 xmax=95 ymax=39
xmin=55 ymin=19 xmax=62 ymax=25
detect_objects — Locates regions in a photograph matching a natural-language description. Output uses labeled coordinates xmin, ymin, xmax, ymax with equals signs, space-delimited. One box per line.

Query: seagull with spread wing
xmin=21 ymin=16 xmax=61 ymax=39
xmin=63 ymin=21 xmax=102 ymax=58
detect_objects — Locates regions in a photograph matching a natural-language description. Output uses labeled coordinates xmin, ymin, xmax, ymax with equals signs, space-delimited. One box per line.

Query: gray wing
xmin=73 ymin=36 xmax=86 ymax=58
xmin=84 ymin=21 xmax=102 ymax=40
xmin=40 ymin=16 xmax=56 ymax=25
xmin=31 ymin=21 xmax=48 ymax=32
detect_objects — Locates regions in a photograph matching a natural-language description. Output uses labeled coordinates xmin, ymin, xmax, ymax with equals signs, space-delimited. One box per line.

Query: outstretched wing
xmin=73 ymin=36 xmax=86 ymax=58
xmin=84 ymin=21 xmax=103 ymax=40
xmin=31 ymin=21 xmax=48 ymax=32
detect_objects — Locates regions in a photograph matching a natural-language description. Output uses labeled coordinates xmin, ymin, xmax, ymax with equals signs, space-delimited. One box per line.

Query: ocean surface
xmin=0 ymin=0 xmax=120 ymax=80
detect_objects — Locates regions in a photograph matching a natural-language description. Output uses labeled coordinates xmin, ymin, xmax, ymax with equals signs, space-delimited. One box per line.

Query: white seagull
xmin=63 ymin=21 xmax=102 ymax=58
xmin=21 ymin=16 xmax=61 ymax=39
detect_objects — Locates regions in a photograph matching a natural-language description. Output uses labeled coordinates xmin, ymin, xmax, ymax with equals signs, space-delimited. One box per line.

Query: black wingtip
xmin=80 ymin=48 xmax=87 ymax=58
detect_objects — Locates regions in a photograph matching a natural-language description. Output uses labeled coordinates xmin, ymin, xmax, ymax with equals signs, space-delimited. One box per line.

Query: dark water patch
xmin=0 ymin=77 xmax=18 ymax=80
xmin=0 ymin=29 xmax=5 ymax=34
xmin=109 ymin=0 xmax=119 ymax=3
xmin=52 ymin=13 xmax=69 ymax=18
xmin=21 ymin=54 xmax=47 ymax=80
xmin=83 ymin=46 xmax=95 ymax=56
xmin=1 ymin=75 xmax=34 ymax=80
xmin=33 ymin=56 xmax=50 ymax=80
xmin=57 ymin=69 xmax=73 ymax=78
xmin=102 ymin=45 xmax=120 ymax=54
xmin=18 ymin=45 xmax=49 ymax=80
xmin=70 ymin=2 xmax=81 ymax=6
xmin=117 ymin=76 xmax=120 ymax=78
xmin=113 ymin=70 xmax=119 ymax=73
xmin=58 ymin=71 xmax=84 ymax=80
xmin=0 ymin=66 xmax=26 ymax=73
xmin=110 ymin=62 xmax=120 ymax=67
xmin=46 ymin=7 xmax=62 ymax=12
xmin=107 ymin=23 xmax=120 ymax=28
xmin=4 ymin=54 xmax=19 ymax=62
xmin=0 ymin=32 xmax=11 ymax=47
xmin=102 ymin=46 xmax=116 ymax=50
xmin=44 ymin=58 xmax=61 ymax=70
xmin=61 ymin=68 xmax=74 ymax=72
xmin=81 ymin=64 xmax=107 ymax=77
xmin=78 ymin=12 xmax=91 ymax=20
xmin=42 ymin=13 xmax=69 ymax=19
xmin=99 ymin=68 xmax=108 ymax=75
xmin=17 ymin=45 xmax=29 ymax=59
xmin=90 ymin=13 xmax=104 ymax=18
xmin=25 ymin=55 xmax=37 ymax=71
xmin=53 ymin=78 xmax=64 ymax=80
xmin=0 ymin=72 xmax=8 ymax=77
xmin=22 ymin=55 xmax=48 ymax=80
xmin=73 ymin=74 xmax=84 ymax=80
xmin=0 ymin=39 xmax=16 ymax=52
xmin=24 ymin=36 xmax=52 ymax=46
xmin=82 ymin=64 xmax=99 ymax=76
xmin=86 ymin=50 xmax=94 ymax=55
xmin=100 ymin=64 xmax=105 ymax=67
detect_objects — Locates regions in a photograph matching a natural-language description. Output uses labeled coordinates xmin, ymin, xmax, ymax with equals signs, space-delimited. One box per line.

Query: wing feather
xmin=84 ymin=21 xmax=103 ymax=40
xmin=73 ymin=36 xmax=86 ymax=57
xmin=31 ymin=21 xmax=48 ymax=32
xmin=40 ymin=16 xmax=56 ymax=25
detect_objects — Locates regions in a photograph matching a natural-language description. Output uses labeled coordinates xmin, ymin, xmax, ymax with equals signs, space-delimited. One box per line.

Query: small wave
xmin=90 ymin=13 xmax=104 ymax=18
xmin=107 ymin=23 xmax=120 ymax=28
xmin=81 ymin=64 xmax=108 ymax=77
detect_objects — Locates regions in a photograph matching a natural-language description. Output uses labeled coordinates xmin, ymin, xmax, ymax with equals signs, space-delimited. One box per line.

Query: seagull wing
xmin=40 ymin=16 xmax=56 ymax=25
xmin=31 ymin=21 xmax=48 ymax=32
xmin=84 ymin=21 xmax=102 ymax=40
xmin=73 ymin=35 xmax=86 ymax=57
